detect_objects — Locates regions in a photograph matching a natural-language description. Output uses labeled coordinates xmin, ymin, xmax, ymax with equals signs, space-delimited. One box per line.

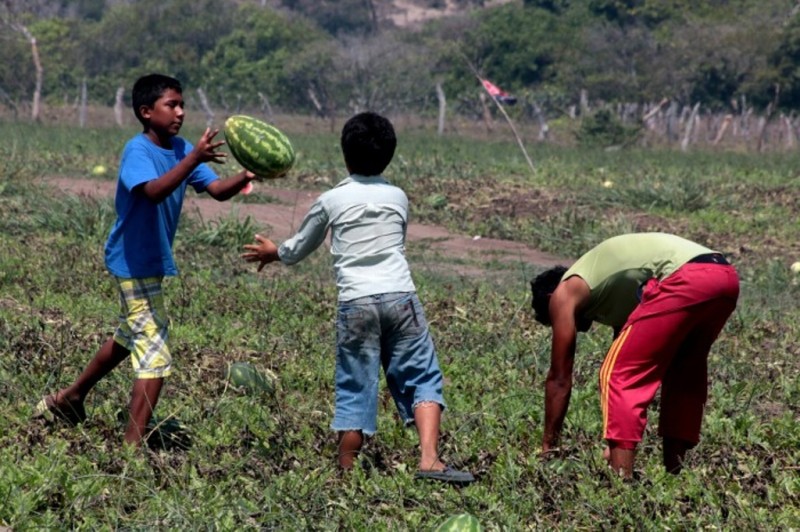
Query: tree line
xmin=1 ymin=0 xmax=799 ymax=126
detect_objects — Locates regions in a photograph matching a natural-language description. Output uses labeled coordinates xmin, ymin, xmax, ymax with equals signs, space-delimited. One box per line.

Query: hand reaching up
xmin=193 ymin=128 xmax=227 ymax=164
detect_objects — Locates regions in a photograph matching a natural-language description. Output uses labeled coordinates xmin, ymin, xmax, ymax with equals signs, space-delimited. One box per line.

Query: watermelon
xmin=434 ymin=514 xmax=482 ymax=532
xmin=224 ymin=115 xmax=295 ymax=178
xmin=145 ymin=415 xmax=193 ymax=451
xmin=226 ymin=362 xmax=277 ymax=395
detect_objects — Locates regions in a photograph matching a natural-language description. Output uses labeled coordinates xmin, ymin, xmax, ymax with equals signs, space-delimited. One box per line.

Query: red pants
xmin=599 ymin=262 xmax=739 ymax=449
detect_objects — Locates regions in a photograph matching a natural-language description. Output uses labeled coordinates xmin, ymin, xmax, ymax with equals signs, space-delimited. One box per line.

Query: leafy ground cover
xmin=0 ymin=120 xmax=798 ymax=529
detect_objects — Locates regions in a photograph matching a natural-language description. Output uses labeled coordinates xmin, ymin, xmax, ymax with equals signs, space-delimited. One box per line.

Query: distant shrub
xmin=0 ymin=144 xmax=40 ymax=198
xmin=31 ymin=195 xmax=116 ymax=241
xmin=575 ymin=109 xmax=642 ymax=148
xmin=185 ymin=212 xmax=260 ymax=249
xmin=601 ymin=172 xmax=711 ymax=212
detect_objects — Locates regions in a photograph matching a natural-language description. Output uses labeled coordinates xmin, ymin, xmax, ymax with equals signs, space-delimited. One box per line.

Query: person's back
xmin=280 ymin=174 xmax=415 ymax=301
xmin=242 ymin=112 xmax=474 ymax=484
xmin=563 ymin=232 xmax=715 ymax=328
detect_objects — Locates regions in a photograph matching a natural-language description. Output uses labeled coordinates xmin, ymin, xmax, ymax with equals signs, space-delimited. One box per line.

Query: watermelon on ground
xmin=145 ymin=415 xmax=193 ymax=451
xmin=226 ymin=362 xmax=276 ymax=395
xmin=224 ymin=115 xmax=295 ymax=178
xmin=434 ymin=514 xmax=482 ymax=532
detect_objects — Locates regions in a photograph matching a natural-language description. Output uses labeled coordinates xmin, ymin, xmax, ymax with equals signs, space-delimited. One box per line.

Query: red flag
xmin=481 ymin=79 xmax=504 ymax=98
xmin=480 ymin=79 xmax=517 ymax=105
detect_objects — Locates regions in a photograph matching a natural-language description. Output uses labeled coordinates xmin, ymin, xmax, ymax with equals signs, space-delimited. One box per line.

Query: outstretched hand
xmin=241 ymin=234 xmax=280 ymax=271
xmin=194 ymin=127 xmax=227 ymax=164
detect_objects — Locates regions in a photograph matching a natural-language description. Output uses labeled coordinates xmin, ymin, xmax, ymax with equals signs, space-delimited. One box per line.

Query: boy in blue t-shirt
xmin=241 ymin=112 xmax=474 ymax=484
xmin=35 ymin=73 xmax=257 ymax=446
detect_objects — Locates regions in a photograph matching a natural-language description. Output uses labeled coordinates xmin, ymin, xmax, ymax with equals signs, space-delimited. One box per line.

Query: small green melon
xmin=434 ymin=513 xmax=482 ymax=532
xmin=226 ymin=362 xmax=276 ymax=395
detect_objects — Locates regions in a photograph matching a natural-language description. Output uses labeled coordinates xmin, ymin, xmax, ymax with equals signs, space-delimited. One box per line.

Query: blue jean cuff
xmin=331 ymin=426 xmax=376 ymax=436
xmin=412 ymin=399 xmax=445 ymax=411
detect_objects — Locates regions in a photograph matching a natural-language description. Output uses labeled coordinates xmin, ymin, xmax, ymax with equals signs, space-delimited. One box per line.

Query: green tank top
xmin=562 ymin=233 xmax=713 ymax=328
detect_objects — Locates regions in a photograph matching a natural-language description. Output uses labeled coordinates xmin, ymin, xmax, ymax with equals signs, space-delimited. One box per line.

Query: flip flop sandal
xmin=415 ymin=466 xmax=475 ymax=485
xmin=33 ymin=396 xmax=86 ymax=426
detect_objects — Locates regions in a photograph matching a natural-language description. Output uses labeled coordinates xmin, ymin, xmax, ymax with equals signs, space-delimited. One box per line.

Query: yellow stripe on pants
xmin=600 ymin=325 xmax=632 ymax=437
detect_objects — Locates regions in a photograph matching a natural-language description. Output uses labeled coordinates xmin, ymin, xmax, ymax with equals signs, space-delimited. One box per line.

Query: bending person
xmin=530 ymin=233 xmax=739 ymax=478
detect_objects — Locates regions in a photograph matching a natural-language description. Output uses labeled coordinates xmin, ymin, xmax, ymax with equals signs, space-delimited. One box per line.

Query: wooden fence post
xmin=435 ymin=81 xmax=446 ymax=136
xmin=579 ymin=89 xmax=589 ymax=116
xmin=666 ymin=102 xmax=679 ymax=143
xmin=531 ymin=100 xmax=549 ymax=141
xmin=113 ymin=87 xmax=125 ymax=127
xmin=196 ymin=88 xmax=214 ymax=127
xmin=680 ymin=103 xmax=700 ymax=152
xmin=479 ymin=92 xmax=494 ymax=132
xmin=712 ymin=114 xmax=733 ymax=145
xmin=16 ymin=25 xmax=43 ymax=121
xmin=784 ymin=114 xmax=796 ymax=149
xmin=756 ymin=103 xmax=774 ymax=153
xmin=79 ymin=78 xmax=87 ymax=128
xmin=257 ymin=92 xmax=274 ymax=120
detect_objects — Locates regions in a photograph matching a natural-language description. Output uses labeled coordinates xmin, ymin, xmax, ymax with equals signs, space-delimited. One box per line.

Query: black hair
xmin=131 ymin=73 xmax=182 ymax=126
xmin=530 ymin=266 xmax=568 ymax=326
xmin=340 ymin=112 xmax=396 ymax=176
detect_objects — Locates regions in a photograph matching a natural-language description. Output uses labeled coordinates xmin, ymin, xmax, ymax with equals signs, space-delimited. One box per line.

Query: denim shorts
xmin=331 ymin=291 xmax=445 ymax=435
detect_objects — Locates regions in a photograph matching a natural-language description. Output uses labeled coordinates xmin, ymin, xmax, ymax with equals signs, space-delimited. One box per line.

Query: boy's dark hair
xmin=530 ymin=266 xmax=568 ymax=326
xmin=341 ymin=112 xmax=396 ymax=176
xmin=132 ymin=74 xmax=182 ymax=126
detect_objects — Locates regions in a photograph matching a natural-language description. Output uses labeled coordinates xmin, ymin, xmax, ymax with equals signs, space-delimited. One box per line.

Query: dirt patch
xmin=469 ymin=186 xmax=581 ymax=222
xmin=42 ymin=176 xmax=568 ymax=278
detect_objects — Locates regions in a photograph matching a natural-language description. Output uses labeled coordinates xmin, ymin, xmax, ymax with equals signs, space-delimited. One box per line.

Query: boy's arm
xmin=205 ymin=170 xmax=258 ymax=201
xmin=140 ymin=128 xmax=225 ymax=203
xmin=272 ymin=200 xmax=329 ymax=265
xmin=241 ymin=199 xmax=329 ymax=270
xmin=542 ymin=277 xmax=590 ymax=453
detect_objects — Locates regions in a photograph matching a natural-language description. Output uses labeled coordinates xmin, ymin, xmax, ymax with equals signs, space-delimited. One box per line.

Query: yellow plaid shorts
xmin=112 ymin=277 xmax=172 ymax=379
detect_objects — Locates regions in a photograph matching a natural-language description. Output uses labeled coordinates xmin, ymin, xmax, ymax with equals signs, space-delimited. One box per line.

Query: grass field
xmin=0 ymin=119 xmax=798 ymax=529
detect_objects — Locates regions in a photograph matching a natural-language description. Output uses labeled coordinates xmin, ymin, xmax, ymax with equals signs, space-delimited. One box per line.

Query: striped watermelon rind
xmin=224 ymin=115 xmax=295 ymax=178
xmin=434 ymin=514 xmax=482 ymax=532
